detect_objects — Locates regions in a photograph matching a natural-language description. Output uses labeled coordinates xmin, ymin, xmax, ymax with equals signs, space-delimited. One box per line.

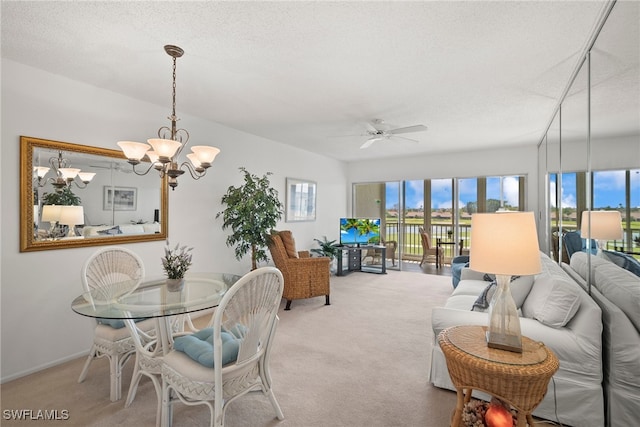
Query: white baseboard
xmin=1 ymin=350 xmax=88 ymax=384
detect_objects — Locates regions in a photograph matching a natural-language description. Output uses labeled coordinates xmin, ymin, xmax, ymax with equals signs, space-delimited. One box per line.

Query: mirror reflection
xmin=21 ymin=136 xmax=168 ymax=251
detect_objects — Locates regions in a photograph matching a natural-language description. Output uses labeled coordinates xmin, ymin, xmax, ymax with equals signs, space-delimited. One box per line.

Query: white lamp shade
xmin=186 ymin=153 xmax=201 ymax=168
xmin=34 ymin=166 xmax=50 ymax=178
xmin=469 ymin=212 xmax=541 ymax=276
xmin=580 ymin=211 xmax=623 ymax=240
xmin=58 ymin=168 xmax=80 ymax=180
xmin=147 ymin=138 xmax=182 ymax=158
xmin=41 ymin=205 xmax=62 ymax=222
xmin=191 ymin=146 xmax=220 ymax=164
xmin=59 ymin=206 xmax=84 ymax=226
xmin=145 ymin=151 xmax=160 ymax=163
xmin=117 ymin=141 xmax=150 ymax=160
xmin=77 ymin=172 xmax=96 ymax=183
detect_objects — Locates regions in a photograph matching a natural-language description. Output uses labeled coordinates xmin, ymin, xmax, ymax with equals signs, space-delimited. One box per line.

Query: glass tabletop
xmin=71 ymin=272 xmax=241 ymax=320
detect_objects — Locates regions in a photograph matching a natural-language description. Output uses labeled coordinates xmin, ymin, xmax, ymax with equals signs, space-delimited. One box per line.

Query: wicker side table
xmin=438 ymin=325 xmax=559 ymax=427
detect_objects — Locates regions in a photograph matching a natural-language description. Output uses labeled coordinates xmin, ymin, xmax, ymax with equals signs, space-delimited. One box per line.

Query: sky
xmin=386 ymin=170 xmax=640 ymax=210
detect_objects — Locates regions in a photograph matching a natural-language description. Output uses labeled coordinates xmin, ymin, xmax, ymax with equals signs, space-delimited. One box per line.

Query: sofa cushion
xmin=279 ymin=231 xmax=299 ymax=259
xmin=594 ymin=263 xmax=640 ymax=332
xmin=570 ymin=251 xmax=609 ymax=282
xmin=522 ymin=274 xmax=581 ymax=328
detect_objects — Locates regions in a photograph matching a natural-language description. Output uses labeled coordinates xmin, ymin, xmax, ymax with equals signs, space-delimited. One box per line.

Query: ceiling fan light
xmin=148 ymin=138 xmax=182 ymax=160
xmin=118 ymin=141 xmax=150 ymax=161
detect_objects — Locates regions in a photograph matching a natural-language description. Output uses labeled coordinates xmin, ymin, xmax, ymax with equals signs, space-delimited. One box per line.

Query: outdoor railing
xmin=385 ymin=223 xmax=471 ymax=263
xmin=387 ymin=223 xmax=639 ymax=263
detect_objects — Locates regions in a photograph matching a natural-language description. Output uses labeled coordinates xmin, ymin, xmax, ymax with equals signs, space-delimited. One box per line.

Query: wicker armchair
xmin=267 ymin=230 xmax=331 ymax=310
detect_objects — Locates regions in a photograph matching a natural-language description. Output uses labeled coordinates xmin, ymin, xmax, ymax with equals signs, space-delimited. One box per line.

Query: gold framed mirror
xmin=20 ymin=136 xmax=168 ymax=252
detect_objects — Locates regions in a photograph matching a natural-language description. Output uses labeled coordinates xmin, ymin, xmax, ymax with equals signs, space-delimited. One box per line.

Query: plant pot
xmin=166 ymin=278 xmax=185 ymax=292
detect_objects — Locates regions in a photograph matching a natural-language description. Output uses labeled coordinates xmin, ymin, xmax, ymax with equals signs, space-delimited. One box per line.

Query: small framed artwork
xmin=286 ymin=178 xmax=316 ymax=222
xmin=104 ymin=186 xmax=137 ymax=211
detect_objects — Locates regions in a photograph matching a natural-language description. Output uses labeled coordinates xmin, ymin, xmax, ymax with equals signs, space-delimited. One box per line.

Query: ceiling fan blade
xmin=360 ymin=138 xmax=378 ymax=149
xmin=389 ymin=124 xmax=428 ymax=135
xmin=390 ymin=135 xmax=420 ymax=143
xmin=365 ymin=121 xmax=381 ymax=133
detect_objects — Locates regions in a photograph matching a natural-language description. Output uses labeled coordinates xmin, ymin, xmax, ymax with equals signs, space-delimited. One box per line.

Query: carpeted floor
xmin=1 ymin=270 xmax=458 ymax=427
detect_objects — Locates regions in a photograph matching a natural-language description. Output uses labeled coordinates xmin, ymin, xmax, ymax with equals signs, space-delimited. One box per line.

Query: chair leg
xmin=110 ymin=354 xmax=121 ymax=402
xmin=78 ymin=344 xmax=97 ymax=383
xmin=125 ymin=356 xmax=142 ymax=407
xmin=285 ymin=300 xmax=292 ymax=310
xmin=325 ymin=295 xmax=330 ymax=306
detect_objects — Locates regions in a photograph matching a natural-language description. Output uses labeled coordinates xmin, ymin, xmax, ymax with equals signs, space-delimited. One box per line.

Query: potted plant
xmin=217 ymin=167 xmax=283 ymax=270
xmin=161 ymin=242 xmax=193 ymax=290
xmin=311 ymin=236 xmax=341 ymax=274
xmin=310 ymin=236 xmax=340 ymax=260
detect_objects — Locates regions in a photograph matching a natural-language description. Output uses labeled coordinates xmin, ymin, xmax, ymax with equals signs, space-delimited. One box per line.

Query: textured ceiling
xmin=2 ymin=1 xmax=636 ymax=162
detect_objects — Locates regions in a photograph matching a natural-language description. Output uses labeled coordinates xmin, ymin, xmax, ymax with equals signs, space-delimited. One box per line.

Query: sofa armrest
xmin=460 ymin=268 xmax=487 ymax=281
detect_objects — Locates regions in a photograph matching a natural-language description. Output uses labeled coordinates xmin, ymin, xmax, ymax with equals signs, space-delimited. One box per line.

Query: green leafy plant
xmin=310 ymin=236 xmax=340 ymax=260
xmin=42 ymin=187 xmax=81 ymax=206
xmin=217 ymin=167 xmax=283 ymax=270
xmin=162 ymin=242 xmax=193 ymax=279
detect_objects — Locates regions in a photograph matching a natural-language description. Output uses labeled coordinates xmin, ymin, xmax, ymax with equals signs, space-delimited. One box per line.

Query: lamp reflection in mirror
xmin=41 ymin=205 xmax=63 ymax=236
xmin=59 ymin=206 xmax=84 ymax=238
xmin=470 ymin=212 xmax=541 ymax=353
xmin=580 ymin=210 xmax=623 ymax=253
xmin=117 ymin=45 xmax=220 ymax=190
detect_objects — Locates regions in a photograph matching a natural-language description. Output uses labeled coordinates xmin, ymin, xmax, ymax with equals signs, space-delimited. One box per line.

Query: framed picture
xmin=286 ymin=178 xmax=316 ymax=222
xmin=103 ymin=186 xmax=137 ymax=211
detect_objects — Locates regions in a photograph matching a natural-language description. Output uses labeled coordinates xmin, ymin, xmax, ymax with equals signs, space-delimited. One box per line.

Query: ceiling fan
xmin=89 ymin=161 xmax=133 ymax=173
xmin=359 ymin=119 xmax=428 ymax=149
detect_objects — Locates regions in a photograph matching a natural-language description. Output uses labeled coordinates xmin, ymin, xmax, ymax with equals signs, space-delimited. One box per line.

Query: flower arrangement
xmin=162 ymin=242 xmax=193 ymax=279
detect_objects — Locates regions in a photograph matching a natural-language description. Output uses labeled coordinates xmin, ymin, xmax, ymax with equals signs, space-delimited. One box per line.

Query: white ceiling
xmin=2 ymin=1 xmax=636 ymax=162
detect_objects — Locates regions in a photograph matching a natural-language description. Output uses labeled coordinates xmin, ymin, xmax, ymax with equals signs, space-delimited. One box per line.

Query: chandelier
xmin=117 ymin=45 xmax=220 ymax=190
xmin=34 ymin=150 xmax=96 ymax=191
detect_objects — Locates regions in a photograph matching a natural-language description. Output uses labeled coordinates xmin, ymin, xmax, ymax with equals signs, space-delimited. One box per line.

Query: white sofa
xmin=562 ymin=252 xmax=640 ymax=427
xmin=82 ymin=223 xmax=160 ymax=237
xmin=430 ymin=251 xmax=604 ymax=427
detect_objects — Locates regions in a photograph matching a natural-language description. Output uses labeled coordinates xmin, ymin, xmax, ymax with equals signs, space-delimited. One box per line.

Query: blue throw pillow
xmin=173 ymin=327 xmax=240 ymax=368
xmin=97 ymin=317 xmax=145 ymax=329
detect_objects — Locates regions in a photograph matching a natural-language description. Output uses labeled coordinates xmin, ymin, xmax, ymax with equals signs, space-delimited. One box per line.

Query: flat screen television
xmin=339 ymin=218 xmax=381 ymax=246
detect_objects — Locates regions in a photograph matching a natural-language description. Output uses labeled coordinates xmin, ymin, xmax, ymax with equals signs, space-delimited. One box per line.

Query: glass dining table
xmin=71 ymin=272 xmax=241 ymax=354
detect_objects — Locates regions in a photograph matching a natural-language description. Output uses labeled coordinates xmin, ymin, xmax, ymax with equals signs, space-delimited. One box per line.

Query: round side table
xmin=438 ymin=325 xmax=559 ymax=427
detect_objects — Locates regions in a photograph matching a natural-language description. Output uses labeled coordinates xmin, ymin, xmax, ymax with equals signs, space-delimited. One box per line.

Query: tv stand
xmin=336 ymin=245 xmax=387 ymax=276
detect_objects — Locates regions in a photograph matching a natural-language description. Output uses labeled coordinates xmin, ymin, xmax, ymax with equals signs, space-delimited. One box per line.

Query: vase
xmin=166 ymin=277 xmax=185 ymax=292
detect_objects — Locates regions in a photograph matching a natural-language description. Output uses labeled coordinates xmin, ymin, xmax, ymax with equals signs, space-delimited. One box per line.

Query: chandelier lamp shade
xmin=33 ymin=151 xmax=96 ymax=191
xmin=117 ymin=45 xmax=220 ymax=190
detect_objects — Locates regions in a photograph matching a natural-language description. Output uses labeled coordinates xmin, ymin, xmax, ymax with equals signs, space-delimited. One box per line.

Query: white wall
xmin=0 ymin=60 xmax=347 ymax=382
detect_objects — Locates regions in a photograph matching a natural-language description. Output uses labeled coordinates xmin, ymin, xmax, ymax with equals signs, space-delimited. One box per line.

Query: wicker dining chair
xmin=267 ymin=230 xmax=330 ymax=310
xmin=77 ymin=246 xmax=155 ymax=401
xmin=161 ymin=267 xmax=285 ymax=427
xmin=418 ymin=227 xmax=443 ymax=267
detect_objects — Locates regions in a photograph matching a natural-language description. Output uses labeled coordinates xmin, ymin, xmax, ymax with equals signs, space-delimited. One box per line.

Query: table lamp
xmin=59 ymin=206 xmax=84 ymax=237
xmin=470 ymin=212 xmax=541 ymax=353
xmin=41 ymin=204 xmax=63 ymax=236
xmin=580 ymin=210 xmax=623 ymax=253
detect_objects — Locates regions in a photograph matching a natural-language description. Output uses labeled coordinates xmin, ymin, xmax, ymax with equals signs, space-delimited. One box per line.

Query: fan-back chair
xmin=267 ymin=230 xmax=330 ymax=310
xmin=161 ymin=267 xmax=285 ymax=427
xmin=78 ymin=246 xmax=155 ymax=401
